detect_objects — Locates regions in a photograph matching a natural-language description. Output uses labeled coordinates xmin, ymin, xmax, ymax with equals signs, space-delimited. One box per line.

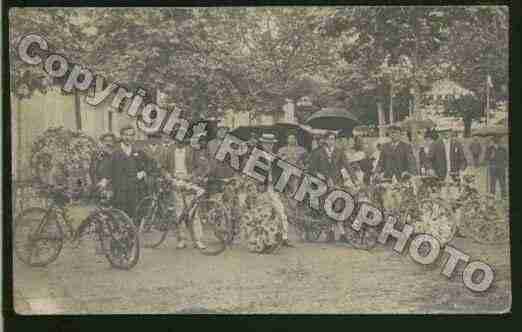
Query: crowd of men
xmin=92 ymin=122 xmax=508 ymax=248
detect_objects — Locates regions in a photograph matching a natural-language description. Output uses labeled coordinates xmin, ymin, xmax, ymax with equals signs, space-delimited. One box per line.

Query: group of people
xmin=91 ymin=121 xmax=508 ymax=252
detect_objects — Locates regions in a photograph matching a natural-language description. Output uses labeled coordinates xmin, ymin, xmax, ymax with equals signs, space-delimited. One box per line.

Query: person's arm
xmin=460 ymin=143 xmax=467 ymax=170
xmin=339 ymin=151 xmax=358 ymax=185
xmin=484 ymin=146 xmax=493 ymax=163
xmin=98 ymin=152 xmax=116 ymax=187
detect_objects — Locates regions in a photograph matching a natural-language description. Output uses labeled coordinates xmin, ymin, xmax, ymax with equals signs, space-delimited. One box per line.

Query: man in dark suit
xmin=92 ymin=132 xmax=117 ymax=185
xmin=142 ymin=132 xmax=169 ymax=176
xmin=485 ymin=136 xmax=508 ymax=198
xmin=307 ymin=133 xmax=356 ymax=243
xmin=98 ymin=126 xmax=149 ymax=221
xmin=469 ymin=136 xmax=483 ymax=167
xmin=418 ymin=130 xmax=437 ymax=176
xmin=427 ymin=128 xmax=467 ymax=181
xmin=376 ymin=126 xmax=418 ymax=181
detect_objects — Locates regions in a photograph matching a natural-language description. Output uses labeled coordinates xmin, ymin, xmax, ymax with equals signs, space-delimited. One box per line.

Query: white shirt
xmin=174 ymin=146 xmax=188 ymax=177
xmin=372 ymin=150 xmax=381 ymax=172
xmin=121 ymin=143 xmax=132 ymax=156
xmin=325 ymin=146 xmax=334 ymax=160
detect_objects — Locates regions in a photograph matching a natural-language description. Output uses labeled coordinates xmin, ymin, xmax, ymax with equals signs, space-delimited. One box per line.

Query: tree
xmin=447 ymin=94 xmax=482 ymax=137
xmin=443 ymin=6 xmax=509 ymax=106
xmin=322 ymin=6 xmax=458 ymax=120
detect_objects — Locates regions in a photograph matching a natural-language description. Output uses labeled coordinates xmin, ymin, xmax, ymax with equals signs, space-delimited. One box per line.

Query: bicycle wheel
xmin=98 ymin=208 xmax=140 ymax=270
xmin=135 ymin=196 xmax=169 ymax=248
xmin=190 ymin=199 xmax=227 ymax=256
xmin=213 ymin=203 xmax=235 ymax=245
xmin=14 ymin=207 xmax=64 ymax=267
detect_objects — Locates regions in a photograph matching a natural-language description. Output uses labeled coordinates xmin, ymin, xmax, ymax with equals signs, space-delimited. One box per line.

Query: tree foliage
xmin=9 ymin=7 xmax=508 ymax=127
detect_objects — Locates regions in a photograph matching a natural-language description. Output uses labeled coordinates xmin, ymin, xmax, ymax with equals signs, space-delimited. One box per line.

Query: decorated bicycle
xmin=372 ymin=173 xmax=456 ymax=247
xmin=135 ymin=175 xmax=230 ymax=255
xmin=14 ymin=127 xmax=140 ymax=269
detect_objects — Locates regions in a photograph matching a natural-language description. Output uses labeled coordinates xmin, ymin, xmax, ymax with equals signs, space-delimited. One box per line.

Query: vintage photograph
xmin=9 ymin=6 xmax=510 ymax=314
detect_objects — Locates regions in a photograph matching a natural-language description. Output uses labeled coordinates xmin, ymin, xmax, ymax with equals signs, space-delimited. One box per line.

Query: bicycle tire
xmin=98 ymin=208 xmax=140 ymax=270
xmin=14 ymin=207 xmax=64 ymax=267
xmin=190 ymin=199 xmax=227 ymax=256
xmin=136 ymin=196 xmax=169 ymax=249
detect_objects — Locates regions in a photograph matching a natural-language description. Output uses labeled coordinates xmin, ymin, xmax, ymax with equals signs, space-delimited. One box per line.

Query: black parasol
xmin=305 ymin=107 xmax=360 ymax=135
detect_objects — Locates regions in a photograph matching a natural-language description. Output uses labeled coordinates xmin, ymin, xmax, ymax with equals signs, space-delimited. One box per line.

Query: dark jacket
xmin=207 ymin=138 xmax=237 ymax=179
xmin=418 ymin=146 xmax=430 ymax=175
xmin=376 ymin=141 xmax=418 ymax=180
xmin=92 ymin=149 xmax=113 ymax=184
xmin=105 ymin=144 xmax=149 ymax=217
xmin=428 ymin=139 xmax=467 ymax=178
xmin=142 ymin=144 xmax=169 ymax=177
xmin=469 ymin=141 xmax=482 ymax=166
xmin=485 ymin=145 xmax=508 ymax=170
xmin=307 ymin=146 xmax=354 ymax=185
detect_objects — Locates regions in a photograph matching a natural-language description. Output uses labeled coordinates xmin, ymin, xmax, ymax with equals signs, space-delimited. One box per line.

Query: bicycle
xmin=135 ymin=176 xmax=228 ymax=255
xmin=451 ymin=173 xmax=509 ymax=245
xmin=14 ymin=184 xmax=140 ymax=270
xmin=389 ymin=175 xmax=456 ymax=246
xmin=241 ymin=181 xmax=284 ymax=254
xmin=205 ymin=177 xmax=243 ymax=245
xmin=300 ymin=183 xmax=380 ymax=250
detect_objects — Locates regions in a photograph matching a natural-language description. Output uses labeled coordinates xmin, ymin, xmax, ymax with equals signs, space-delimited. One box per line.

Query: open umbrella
xmin=230 ymin=123 xmax=313 ymax=152
xmin=305 ymin=107 xmax=360 ymax=134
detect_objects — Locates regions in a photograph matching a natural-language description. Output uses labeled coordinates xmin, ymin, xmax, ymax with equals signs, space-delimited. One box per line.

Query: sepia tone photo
xmin=9 ymin=6 xmax=510 ymax=314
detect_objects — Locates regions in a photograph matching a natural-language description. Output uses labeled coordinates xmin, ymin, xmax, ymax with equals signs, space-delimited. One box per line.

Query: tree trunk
xmin=463 ymin=116 xmax=472 ymax=138
xmin=412 ymin=13 xmax=422 ymax=120
xmin=108 ymin=111 xmax=113 ymax=133
xmin=377 ymin=101 xmax=385 ymax=137
xmin=389 ymin=81 xmax=394 ymax=124
xmin=74 ymin=90 xmax=82 ymax=131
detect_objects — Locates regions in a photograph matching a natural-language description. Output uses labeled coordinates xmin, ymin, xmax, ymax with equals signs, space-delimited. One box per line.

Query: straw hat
xmin=259 ymin=133 xmax=278 ymax=144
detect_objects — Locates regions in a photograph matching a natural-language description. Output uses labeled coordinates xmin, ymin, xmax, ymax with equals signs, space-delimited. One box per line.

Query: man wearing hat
xmin=376 ymin=125 xmax=417 ymax=181
xmin=307 ymin=132 xmax=356 ymax=243
xmin=207 ymin=121 xmax=237 ymax=180
xmin=164 ymin=132 xmax=209 ymax=250
xmin=258 ymin=133 xmax=294 ymax=247
xmin=141 ymin=132 xmax=171 ymax=196
xmin=277 ymin=131 xmax=308 ymax=237
xmin=98 ymin=125 xmax=149 ymax=221
xmin=485 ymin=136 xmax=508 ymax=198
xmin=418 ymin=130 xmax=437 ymax=176
xmin=143 ymin=132 xmax=169 ymax=174
xmin=371 ymin=136 xmax=390 ymax=175
xmin=427 ymin=127 xmax=467 ymax=181
xmin=92 ymin=132 xmax=117 ymax=185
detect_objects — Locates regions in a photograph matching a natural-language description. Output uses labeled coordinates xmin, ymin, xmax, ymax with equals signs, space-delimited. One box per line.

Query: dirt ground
xmin=13 ymin=221 xmax=511 ymax=314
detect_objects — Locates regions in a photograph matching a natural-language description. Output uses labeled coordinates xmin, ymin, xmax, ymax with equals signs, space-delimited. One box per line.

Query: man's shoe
xmin=326 ymin=231 xmax=335 ymax=243
xmin=282 ymin=239 xmax=294 ymax=248
xmin=338 ymin=234 xmax=350 ymax=244
xmin=194 ymin=241 xmax=207 ymax=250
xmin=176 ymin=241 xmax=186 ymax=249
